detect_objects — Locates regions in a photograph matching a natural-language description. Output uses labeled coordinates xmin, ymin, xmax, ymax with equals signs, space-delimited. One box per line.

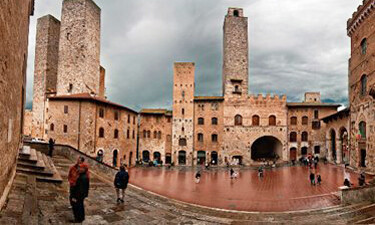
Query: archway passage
xmin=251 ymin=136 xmax=283 ymax=161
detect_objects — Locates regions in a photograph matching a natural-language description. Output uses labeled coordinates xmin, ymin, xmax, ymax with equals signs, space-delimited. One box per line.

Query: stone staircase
xmin=16 ymin=146 xmax=63 ymax=183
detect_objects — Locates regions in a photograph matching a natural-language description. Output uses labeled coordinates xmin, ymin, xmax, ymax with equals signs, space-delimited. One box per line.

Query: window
xmin=291 ymin=116 xmax=297 ymax=125
xmin=302 ymin=116 xmax=308 ymax=125
xmin=114 ymin=129 xmax=119 ymax=139
xmin=233 ymin=9 xmax=239 ymax=17
xmin=133 ymin=116 xmax=136 ymax=124
xmin=198 ymin=117 xmax=204 ymax=125
xmin=158 ymin=131 xmax=161 ymax=139
xmin=50 ymin=123 xmax=54 ymax=131
xmin=314 ymin=146 xmax=320 ymax=154
xmin=314 ymin=110 xmax=319 ymax=119
xmin=99 ymin=108 xmax=104 ymax=118
xmin=234 ymin=85 xmax=240 ymax=92
xmin=127 ymin=129 xmax=130 ymax=139
xmin=182 ymin=90 xmax=185 ymax=98
xmin=63 ymin=125 xmax=68 ymax=133
xmin=64 ymin=105 xmax=68 ymax=114
xmin=290 ymin=132 xmax=297 ymax=142
xmin=182 ymin=127 xmax=185 ymax=132
xmin=68 ymin=83 xmax=73 ymax=93
xmin=114 ymin=111 xmax=119 ymax=120
xmin=301 ymin=131 xmax=308 ymax=142
xmin=182 ymin=108 xmax=185 ymax=115
xmin=359 ymin=121 xmax=366 ymax=139
xmin=128 ymin=114 xmax=130 ymax=123
xmin=269 ymin=115 xmax=276 ymax=126
xmin=154 ymin=130 xmax=157 ymax=139
xmin=252 ymin=115 xmax=259 ymax=126
xmin=212 ymin=117 xmax=218 ymax=125
xmin=147 ymin=130 xmax=151 ymax=138
xmin=99 ymin=127 xmax=104 ymax=138
xmin=198 ymin=133 xmax=204 ymax=142
xmin=179 ymin=138 xmax=187 ymax=146
xmin=312 ymin=121 xmax=321 ymax=130
xmin=143 ymin=130 xmax=146 ymax=138
xmin=132 ymin=130 xmax=135 ymax=139
xmin=211 ymin=134 xmax=218 ymax=142
xmin=361 ymin=38 xmax=367 ymax=55
xmin=235 ymin=114 xmax=243 ymax=126
xmin=361 ymin=75 xmax=367 ymax=96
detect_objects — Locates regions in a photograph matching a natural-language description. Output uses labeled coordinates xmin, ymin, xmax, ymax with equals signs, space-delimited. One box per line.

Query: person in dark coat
xmin=68 ymin=157 xmax=90 ymax=223
xmin=48 ymin=138 xmax=55 ymax=157
xmin=114 ymin=165 xmax=129 ymax=203
xmin=310 ymin=172 xmax=315 ymax=185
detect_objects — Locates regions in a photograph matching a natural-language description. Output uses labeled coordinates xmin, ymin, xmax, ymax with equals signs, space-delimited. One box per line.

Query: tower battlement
xmin=347 ymin=0 xmax=375 ymax=36
xmin=247 ymin=93 xmax=287 ymax=103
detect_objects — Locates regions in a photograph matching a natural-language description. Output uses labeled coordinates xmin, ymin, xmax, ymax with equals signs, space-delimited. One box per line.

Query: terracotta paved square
xmin=128 ymin=164 xmax=366 ymax=212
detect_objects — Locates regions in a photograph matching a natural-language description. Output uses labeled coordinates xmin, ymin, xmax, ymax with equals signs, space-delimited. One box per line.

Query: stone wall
xmin=56 ymin=0 xmax=101 ymax=95
xmin=31 ymin=15 xmax=60 ymax=138
xmin=0 ymin=0 xmax=33 ymax=210
xmin=23 ymin=109 xmax=33 ymax=137
xmin=341 ymin=185 xmax=375 ymax=205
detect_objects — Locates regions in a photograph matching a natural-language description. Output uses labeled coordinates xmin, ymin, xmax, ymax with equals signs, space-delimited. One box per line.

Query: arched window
xmin=361 ymin=75 xmax=367 ymax=96
xmin=291 ymin=116 xmax=297 ymax=125
xmin=153 ymin=130 xmax=157 ymax=139
xmin=269 ymin=115 xmax=276 ymax=126
xmin=233 ymin=10 xmax=239 ymax=17
xmin=179 ymin=138 xmax=187 ymax=146
xmin=290 ymin=132 xmax=297 ymax=142
xmin=99 ymin=127 xmax=104 ymax=138
xmin=361 ymin=38 xmax=367 ymax=55
xmin=50 ymin=123 xmax=54 ymax=131
xmin=211 ymin=134 xmax=218 ymax=142
xmin=212 ymin=117 xmax=218 ymax=125
xmin=158 ymin=131 xmax=161 ymax=139
xmin=235 ymin=114 xmax=243 ymax=126
xmin=359 ymin=121 xmax=366 ymax=139
xmin=301 ymin=131 xmax=308 ymax=142
xmin=127 ymin=129 xmax=130 ymax=139
xmin=198 ymin=117 xmax=204 ymax=125
xmin=198 ymin=133 xmax=204 ymax=142
xmin=143 ymin=130 xmax=146 ymax=138
xmin=252 ymin=115 xmax=259 ymax=126
xmin=114 ymin=129 xmax=119 ymax=139
xmin=147 ymin=130 xmax=151 ymax=138
xmin=302 ymin=116 xmax=308 ymax=125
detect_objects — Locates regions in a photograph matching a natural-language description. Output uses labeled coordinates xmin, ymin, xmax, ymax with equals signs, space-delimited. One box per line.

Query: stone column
xmin=336 ymin=139 xmax=343 ymax=164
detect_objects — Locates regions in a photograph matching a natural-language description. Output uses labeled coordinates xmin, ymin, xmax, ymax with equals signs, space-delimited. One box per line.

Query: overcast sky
xmin=25 ymin=0 xmax=362 ymax=110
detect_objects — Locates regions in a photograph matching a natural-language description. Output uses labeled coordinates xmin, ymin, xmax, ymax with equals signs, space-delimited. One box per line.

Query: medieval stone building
xmin=0 ymin=0 xmax=34 ymax=209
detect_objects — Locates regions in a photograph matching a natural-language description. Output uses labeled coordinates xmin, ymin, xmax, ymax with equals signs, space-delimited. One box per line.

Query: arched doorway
xmin=96 ymin=149 xmax=103 ymax=162
xmin=142 ymin=150 xmax=150 ymax=162
xmin=197 ymin=151 xmax=206 ymax=165
xmin=113 ymin=149 xmax=118 ymax=167
xmin=129 ymin=152 xmax=133 ymax=166
xmin=251 ymin=136 xmax=282 ymax=161
xmin=211 ymin=151 xmax=218 ymax=165
xmin=165 ymin=153 xmax=172 ymax=164
xmin=178 ymin=151 xmax=186 ymax=165
xmin=290 ymin=148 xmax=297 ymax=161
xmin=330 ymin=129 xmax=336 ymax=161
xmin=153 ymin=151 xmax=161 ymax=163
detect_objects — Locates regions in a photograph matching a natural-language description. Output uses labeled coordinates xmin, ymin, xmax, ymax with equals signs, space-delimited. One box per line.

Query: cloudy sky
xmin=25 ymin=0 xmax=362 ymax=110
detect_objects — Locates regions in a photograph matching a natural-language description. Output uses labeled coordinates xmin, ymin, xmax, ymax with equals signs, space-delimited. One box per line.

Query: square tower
xmin=56 ymin=0 xmax=101 ymax=95
xmin=32 ymin=15 xmax=60 ymax=138
xmin=172 ymin=62 xmax=195 ymax=166
xmin=222 ymin=8 xmax=249 ymax=97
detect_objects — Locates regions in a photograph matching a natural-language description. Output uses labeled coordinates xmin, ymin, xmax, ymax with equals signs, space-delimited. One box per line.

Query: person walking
xmin=309 ymin=172 xmax=315 ymax=185
xmin=317 ymin=174 xmax=322 ymax=185
xmin=258 ymin=166 xmax=264 ymax=178
xmin=68 ymin=156 xmax=90 ymax=223
xmin=195 ymin=170 xmax=201 ymax=183
xmin=48 ymin=138 xmax=55 ymax=157
xmin=358 ymin=172 xmax=366 ymax=186
xmin=114 ymin=165 xmax=129 ymax=203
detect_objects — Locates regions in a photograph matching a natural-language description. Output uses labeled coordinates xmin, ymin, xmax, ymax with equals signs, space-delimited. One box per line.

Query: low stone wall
xmin=340 ymin=185 xmax=375 ymax=205
xmin=24 ymin=141 xmax=118 ymax=179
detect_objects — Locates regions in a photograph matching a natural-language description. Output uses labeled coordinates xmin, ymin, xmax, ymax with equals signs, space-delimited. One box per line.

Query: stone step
xmin=16 ymin=167 xmax=54 ymax=177
xmin=19 ymin=145 xmax=30 ymax=156
xmin=18 ymin=148 xmax=38 ymax=164
xmin=355 ymin=216 xmax=375 ymax=224
xmin=17 ymin=151 xmax=46 ymax=170
xmin=38 ymin=155 xmax=63 ymax=184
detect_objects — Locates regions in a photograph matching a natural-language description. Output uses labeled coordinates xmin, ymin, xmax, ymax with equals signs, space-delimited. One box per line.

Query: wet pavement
xmin=129 ymin=164 xmax=364 ymax=212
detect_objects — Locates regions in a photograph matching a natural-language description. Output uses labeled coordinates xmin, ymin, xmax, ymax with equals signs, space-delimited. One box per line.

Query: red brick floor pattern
xmin=129 ymin=164 xmax=363 ymax=212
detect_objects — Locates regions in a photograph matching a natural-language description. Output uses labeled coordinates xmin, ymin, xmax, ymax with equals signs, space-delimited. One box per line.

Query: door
xmin=360 ymin=149 xmax=366 ymax=167
xmin=290 ymin=148 xmax=297 ymax=161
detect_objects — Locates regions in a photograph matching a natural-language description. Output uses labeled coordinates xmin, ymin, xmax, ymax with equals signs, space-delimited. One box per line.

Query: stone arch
xmin=142 ymin=150 xmax=150 ymax=162
xmin=251 ymin=136 xmax=282 ymax=160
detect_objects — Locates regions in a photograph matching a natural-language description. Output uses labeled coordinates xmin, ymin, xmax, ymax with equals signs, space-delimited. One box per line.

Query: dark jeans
xmin=71 ymin=198 xmax=85 ymax=222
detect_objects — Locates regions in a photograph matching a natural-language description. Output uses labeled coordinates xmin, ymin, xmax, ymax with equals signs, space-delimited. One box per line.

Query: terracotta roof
xmin=194 ymin=96 xmax=224 ymax=101
xmin=287 ymin=102 xmax=341 ymax=108
xmin=48 ymin=93 xmax=138 ymax=113
xmin=321 ymin=108 xmax=350 ymax=123
xmin=140 ymin=108 xmax=169 ymax=115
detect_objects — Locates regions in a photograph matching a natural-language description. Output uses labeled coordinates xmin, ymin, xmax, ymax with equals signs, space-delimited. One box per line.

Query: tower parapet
xmin=347 ymin=0 xmax=375 ymax=36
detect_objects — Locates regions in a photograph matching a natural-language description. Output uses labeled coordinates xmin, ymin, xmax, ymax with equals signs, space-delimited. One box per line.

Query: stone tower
xmin=222 ymin=8 xmax=249 ymax=97
xmin=172 ymin=62 xmax=195 ymax=166
xmin=31 ymin=15 xmax=60 ymax=138
xmin=56 ymin=0 xmax=101 ymax=95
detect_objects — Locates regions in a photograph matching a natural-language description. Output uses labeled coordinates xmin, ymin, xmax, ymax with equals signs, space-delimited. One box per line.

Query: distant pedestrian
xmin=114 ymin=165 xmax=129 ymax=203
xmin=309 ymin=172 xmax=315 ymax=185
xmin=258 ymin=166 xmax=264 ymax=178
xmin=344 ymin=178 xmax=353 ymax=188
xmin=358 ymin=172 xmax=366 ymax=186
xmin=48 ymin=138 xmax=55 ymax=157
xmin=230 ymin=168 xmax=234 ymax=179
xmin=68 ymin=156 xmax=90 ymax=223
xmin=317 ymin=174 xmax=322 ymax=185
xmin=314 ymin=158 xmax=318 ymax=169
xmin=195 ymin=171 xmax=201 ymax=183
xmin=205 ymin=162 xmax=209 ymax=170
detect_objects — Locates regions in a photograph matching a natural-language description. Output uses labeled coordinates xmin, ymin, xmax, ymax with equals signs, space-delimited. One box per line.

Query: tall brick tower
xmin=172 ymin=62 xmax=195 ymax=166
xmin=56 ymin=0 xmax=101 ymax=95
xmin=31 ymin=15 xmax=60 ymax=138
xmin=222 ymin=8 xmax=249 ymax=97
